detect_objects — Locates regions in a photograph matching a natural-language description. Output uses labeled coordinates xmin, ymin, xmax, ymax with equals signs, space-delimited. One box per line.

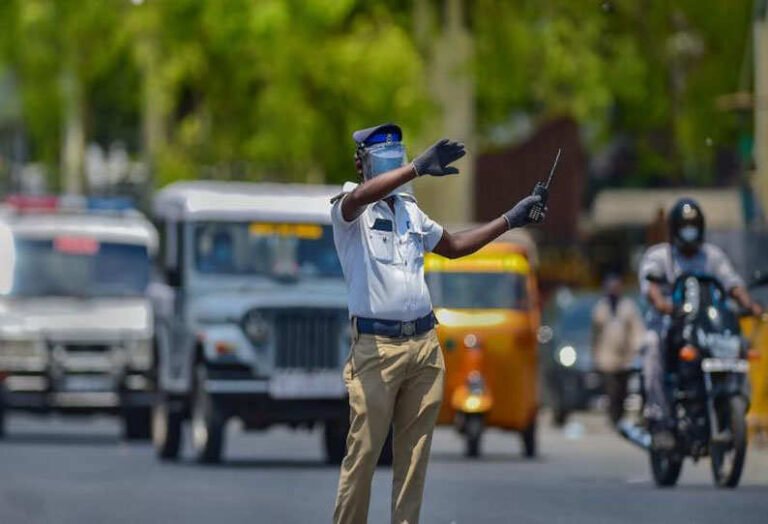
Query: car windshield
xmin=6 ymin=238 xmax=150 ymax=298
xmin=193 ymin=222 xmax=342 ymax=279
xmin=426 ymin=271 xmax=529 ymax=310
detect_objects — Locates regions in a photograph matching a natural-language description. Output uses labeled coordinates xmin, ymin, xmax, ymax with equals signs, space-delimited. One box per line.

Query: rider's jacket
xmin=638 ymin=242 xmax=744 ymax=324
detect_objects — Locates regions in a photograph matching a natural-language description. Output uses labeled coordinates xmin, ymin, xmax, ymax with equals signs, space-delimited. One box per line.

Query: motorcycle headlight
xmin=242 ymin=310 xmax=271 ymax=347
xmin=558 ymin=345 xmax=577 ymax=367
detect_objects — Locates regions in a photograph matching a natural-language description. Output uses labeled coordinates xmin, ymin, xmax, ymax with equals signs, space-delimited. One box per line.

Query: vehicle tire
xmin=324 ymin=417 xmax=349 ymax=465
xmin=550 ymin=385 xmax=568 ymax=427
xmin=650 ymin=450 xmax=683 ymax=487
xmin=152 ymin=393 xmax=183 ymax=461
xmin=0 ymin=385 xmax=6 ymax=439
xmin=464 ymin=414 xmax=484 ymax=458
xmin=123 ymin=407 xmax=152 ymax=441
xmin=711 ymin=396 xmax=748 ymax=488
xmin=521 ymin=420 xmax=537 ymax=458
xmin=191 ymin=364 xmax=226 ymax=464
xmin=378 ymin=428 xmax=394 ymax=466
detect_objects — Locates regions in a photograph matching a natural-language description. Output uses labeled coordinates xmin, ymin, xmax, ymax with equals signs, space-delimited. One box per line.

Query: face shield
xmin=359 ymin=142 xmax=407 ymax=181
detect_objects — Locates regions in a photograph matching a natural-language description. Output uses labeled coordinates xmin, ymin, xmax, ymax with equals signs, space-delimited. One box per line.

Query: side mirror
xmin=750 ymin=270 xmax=768 ymax=289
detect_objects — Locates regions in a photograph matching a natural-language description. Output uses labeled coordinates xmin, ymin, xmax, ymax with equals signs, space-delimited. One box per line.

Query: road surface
xmin=0 ymin=411 xmax=766 ymax=523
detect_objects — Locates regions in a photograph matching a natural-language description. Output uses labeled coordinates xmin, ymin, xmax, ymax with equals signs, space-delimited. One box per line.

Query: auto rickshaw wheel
xmin=521 ymin=420 xmax=537 ymax=458
xmin=464 ymin=414 xmax=484 ymax=458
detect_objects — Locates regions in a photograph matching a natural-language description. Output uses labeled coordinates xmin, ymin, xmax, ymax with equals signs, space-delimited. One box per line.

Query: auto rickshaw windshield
xmin=426 ymin=271 xmax=529 ymax=310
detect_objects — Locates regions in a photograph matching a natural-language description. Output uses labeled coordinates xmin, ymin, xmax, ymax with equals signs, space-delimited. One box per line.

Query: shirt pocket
xmin=406 ymin=229 xmax=425 ymax=267
xmin=368 ymin=229 xmax=394 ymax=263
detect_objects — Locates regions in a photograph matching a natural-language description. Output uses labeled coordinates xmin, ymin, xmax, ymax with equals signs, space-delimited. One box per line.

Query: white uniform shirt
xmin=331 ymin=183 xmax=444 ymax=321
xmin=638 ymin=242 xmax=744 ymax=324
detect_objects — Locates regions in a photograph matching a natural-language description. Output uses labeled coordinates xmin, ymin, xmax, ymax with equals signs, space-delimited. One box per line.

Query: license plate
xmin=269 ymin=371 xmax=345 ymax=399
xmin=64 ymin=375 xmax=114 ymax=392
xmin=701 ymin=358 xmax=749 ymax=373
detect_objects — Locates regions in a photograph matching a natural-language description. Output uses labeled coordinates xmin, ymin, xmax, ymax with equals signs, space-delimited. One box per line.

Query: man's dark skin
xmin=645 ymin=244 xmax=763 ymax=317
xmin=341 ymin=162 xmax=509 ymax=260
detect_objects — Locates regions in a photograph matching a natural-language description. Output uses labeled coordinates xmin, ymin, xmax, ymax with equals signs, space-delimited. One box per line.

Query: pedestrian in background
xmin=330 ymin=123 xmax=545 ymax=523
xmin=591 ymin=275 xmax=644 ymax=426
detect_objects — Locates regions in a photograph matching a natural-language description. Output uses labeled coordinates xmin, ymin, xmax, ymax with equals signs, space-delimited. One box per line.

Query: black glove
xmin=412 ymin=138 xmax=466 ymax=176
xmin=502 ymin=195 xmax=544 ymax=229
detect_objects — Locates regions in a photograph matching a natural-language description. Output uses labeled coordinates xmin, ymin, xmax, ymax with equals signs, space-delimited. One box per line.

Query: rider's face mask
xmin=359 ymin=141 xmax=406 ymax=181
xmin=678 ymin=225 xmax=700 ymax=243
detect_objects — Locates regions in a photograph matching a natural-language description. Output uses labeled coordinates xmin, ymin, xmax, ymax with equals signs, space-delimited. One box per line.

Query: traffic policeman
xmin=331 ymin=123 xmax=544 ymax=524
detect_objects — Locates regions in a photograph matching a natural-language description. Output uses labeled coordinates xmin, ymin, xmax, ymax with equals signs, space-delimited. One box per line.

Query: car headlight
xmin=0 ymin=339 xmax=45 ymax=370
xmin=242 ymin=310 xmax=271 ymax=347
xmin=126 ymin=339 xmax=153 ymax=370
xmin=558 ymin=345 xmax=577 ymax=367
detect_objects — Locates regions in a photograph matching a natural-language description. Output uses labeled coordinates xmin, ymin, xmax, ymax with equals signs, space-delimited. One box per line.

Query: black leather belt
xmin=354 ymin=312 xmax=436 ymax=338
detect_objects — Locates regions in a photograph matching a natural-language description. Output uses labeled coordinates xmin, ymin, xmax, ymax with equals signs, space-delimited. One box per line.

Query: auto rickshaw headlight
xmin=463 ymin=333 xmax=479 ymax=349
xmin=558 ymin=345 xmax=577 ymax=367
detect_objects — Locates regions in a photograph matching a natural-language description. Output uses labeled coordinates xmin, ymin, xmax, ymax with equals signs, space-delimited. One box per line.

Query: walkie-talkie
xmin=527 ymin=148 xmax=562 ymax=223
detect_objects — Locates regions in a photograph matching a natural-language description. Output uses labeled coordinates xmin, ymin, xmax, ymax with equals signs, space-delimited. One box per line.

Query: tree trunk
xmin=61 ymin=48 xmax=84 ymax=196
xmin=413 ymin=0 xmax=475 ymax=225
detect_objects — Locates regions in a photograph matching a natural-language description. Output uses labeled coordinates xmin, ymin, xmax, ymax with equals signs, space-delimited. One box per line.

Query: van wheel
xmin=324 ymin=417 xmax=349 ymax=465
xmin=123 ymin=407 xmax=151 ymax=441
xmin=521 ymin=420 xmax=537 ymax=458
xmin=191 ymin=364 xmax=226 ymax=464
xmin=153 ymin=393 xmax=183 ymax=461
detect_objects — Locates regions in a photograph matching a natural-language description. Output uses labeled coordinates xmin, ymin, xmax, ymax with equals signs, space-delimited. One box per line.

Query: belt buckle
xmin=402 ymin=321 xmax=415 ymax=337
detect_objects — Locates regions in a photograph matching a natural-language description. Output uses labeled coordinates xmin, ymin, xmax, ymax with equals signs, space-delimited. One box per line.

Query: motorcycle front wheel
xmin=711 ymin=396 xmax=747 ymax=488
xmin=650 ymin=450 xmax=683 ymax=487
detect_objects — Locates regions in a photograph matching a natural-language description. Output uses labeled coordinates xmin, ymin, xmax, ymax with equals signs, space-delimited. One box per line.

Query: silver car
xmin=150 ymin=181 xmax=350 ymax=463
xmin=0 ymin=203 xmax=157 ymax=439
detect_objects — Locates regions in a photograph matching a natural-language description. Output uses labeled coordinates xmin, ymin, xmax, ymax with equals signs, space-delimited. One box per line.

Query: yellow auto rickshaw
xmin=425 ymin=234 xmax=540 ymax=458
xmin=742 ymin=314 xmax=768 ymax=443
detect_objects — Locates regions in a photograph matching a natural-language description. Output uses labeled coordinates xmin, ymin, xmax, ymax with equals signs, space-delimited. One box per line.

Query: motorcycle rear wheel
xmin=711 ymin=396 xmax=747 ymax=488
xmin=650 ymin=450 xmax=683 ymax=487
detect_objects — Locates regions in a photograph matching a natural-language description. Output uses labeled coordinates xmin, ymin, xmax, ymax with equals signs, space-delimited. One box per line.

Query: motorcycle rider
xmin=638 ymin=198 xmax=763 ymax=448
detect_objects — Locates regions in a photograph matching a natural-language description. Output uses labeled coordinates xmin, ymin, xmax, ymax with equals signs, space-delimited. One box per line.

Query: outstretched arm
xmin=432 ymin=195 xmax=542 ymax=259
xmin=340 ymin=138 xmax=465 ymax=222
xmin=340 ymin=165 xmax=416 ymax=222
xmin=730 ymin=286 xmax=763 ymax=317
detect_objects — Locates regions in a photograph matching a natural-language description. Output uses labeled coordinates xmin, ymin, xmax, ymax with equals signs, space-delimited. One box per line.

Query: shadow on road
xmin=173 ymin=458 xmax=336 ymax=470
xmin=0 ymin=432 xmax=121 ymax=447
xmin=429 ymin=451 xmax=545 ymax=464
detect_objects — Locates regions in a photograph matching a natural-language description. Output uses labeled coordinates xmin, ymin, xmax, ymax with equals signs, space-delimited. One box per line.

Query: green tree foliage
xmin=0 ymin=0 xmax=756 ymax=189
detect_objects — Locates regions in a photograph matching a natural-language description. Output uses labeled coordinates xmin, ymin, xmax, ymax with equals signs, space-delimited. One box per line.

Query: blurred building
xmin=474 ymin=117 xmax=587 ymax=244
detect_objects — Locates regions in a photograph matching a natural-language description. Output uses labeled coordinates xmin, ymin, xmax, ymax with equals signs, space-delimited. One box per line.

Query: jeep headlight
xmin=242 ymin=310 xmax=271 ymax=347
xmin=126 ymin=339 xmax=153 ymax=370
xmin=0 ymin=339 xmax=45 ymax=370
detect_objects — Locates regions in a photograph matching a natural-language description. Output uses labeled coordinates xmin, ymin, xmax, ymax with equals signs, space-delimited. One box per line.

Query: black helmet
xmin=668 ymin=198 xmax=705 ymax=253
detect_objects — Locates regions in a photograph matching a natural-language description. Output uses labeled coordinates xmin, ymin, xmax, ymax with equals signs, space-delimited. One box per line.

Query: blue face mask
xmin=361 ymin=142 xmax=406 ymax=180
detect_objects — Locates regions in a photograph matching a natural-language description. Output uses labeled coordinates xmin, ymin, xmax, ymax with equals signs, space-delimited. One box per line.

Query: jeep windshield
xmin=426 ymin=272 xmax=529 ymax=310
xmin=193 ymin=222 xmax=342 ymax=279
xmin=5 ymin=237 xmax=150 ymax=298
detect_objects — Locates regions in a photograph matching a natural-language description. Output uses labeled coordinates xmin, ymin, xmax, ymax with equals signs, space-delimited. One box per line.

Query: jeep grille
xmin=272 ymin=309 xmax=342 ymax=370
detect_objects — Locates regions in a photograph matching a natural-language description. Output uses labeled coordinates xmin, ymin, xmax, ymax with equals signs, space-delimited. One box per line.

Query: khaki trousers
xmin=333 ymin=327 xmax=445 ymax=524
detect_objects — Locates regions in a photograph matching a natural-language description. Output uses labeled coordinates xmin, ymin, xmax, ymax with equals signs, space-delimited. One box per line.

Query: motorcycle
xmin=620 ymin=273 xmax=751 ymax=488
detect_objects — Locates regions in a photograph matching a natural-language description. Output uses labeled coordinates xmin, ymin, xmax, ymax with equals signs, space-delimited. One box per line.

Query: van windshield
xmin=193 ymin=222 xmax=342 ymax=279
xmin=426 ymin=272 xmax=529 ymax=310
xmin=6 ymin=238 xmax=150 ymax=298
